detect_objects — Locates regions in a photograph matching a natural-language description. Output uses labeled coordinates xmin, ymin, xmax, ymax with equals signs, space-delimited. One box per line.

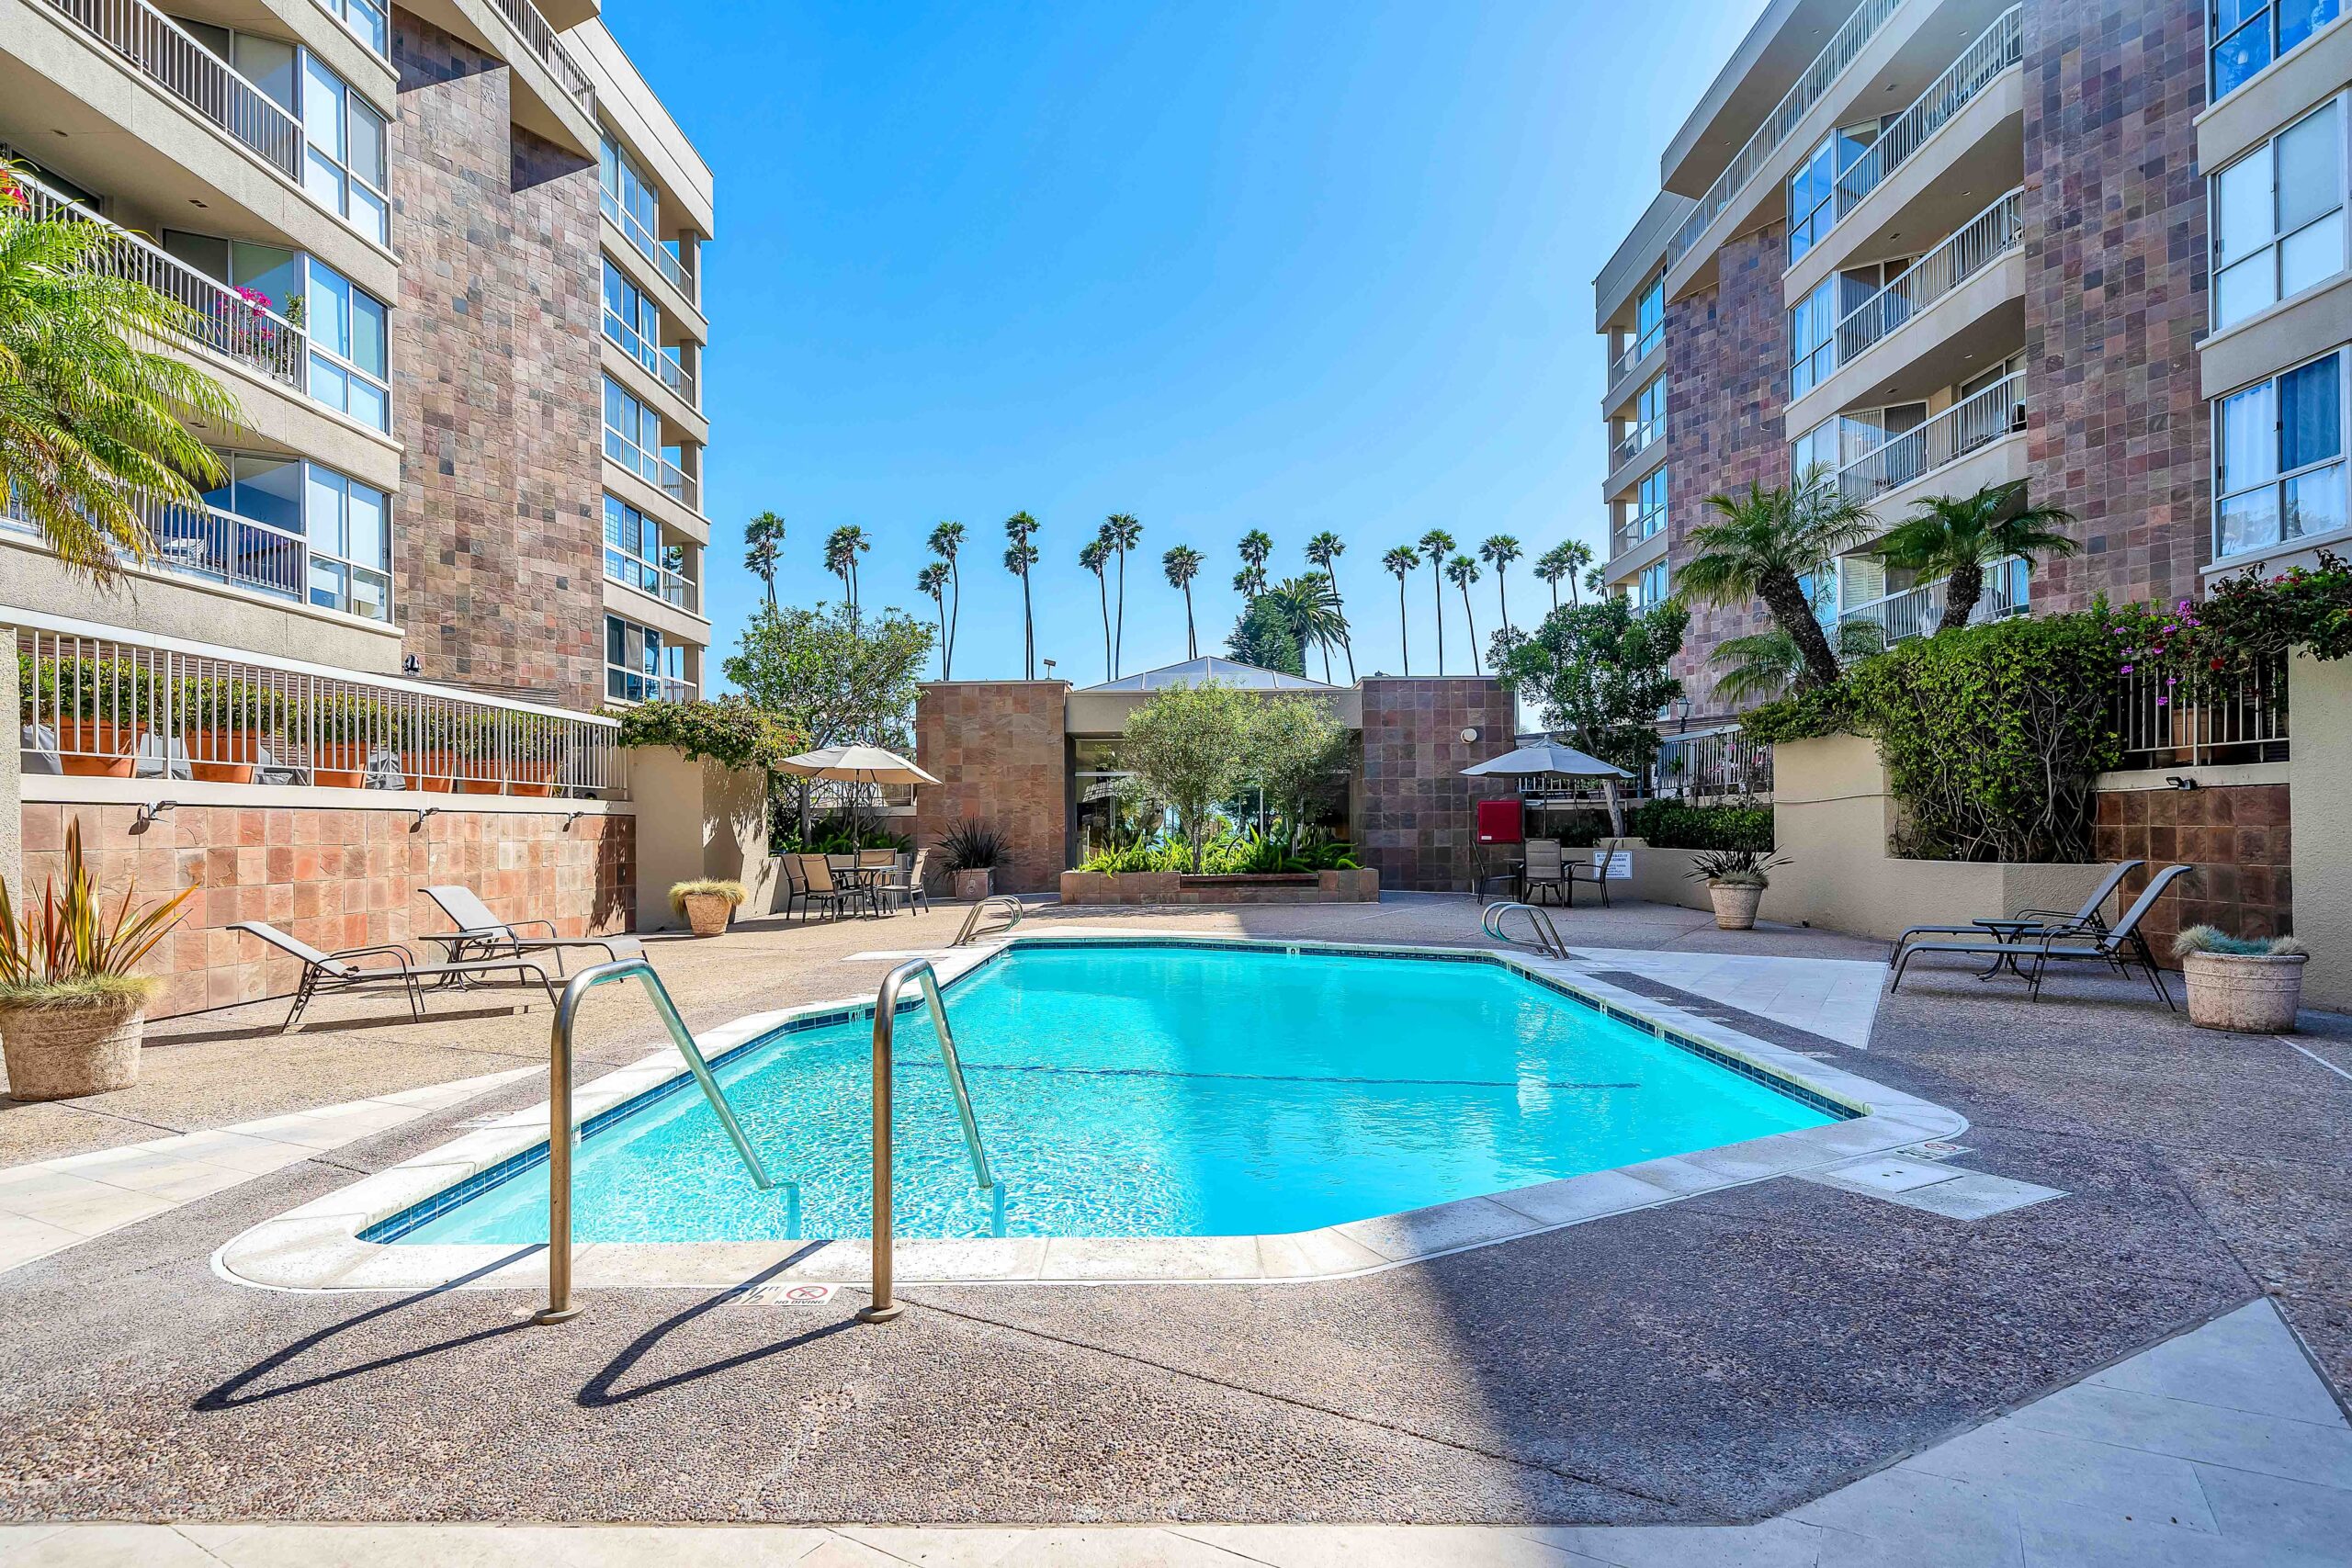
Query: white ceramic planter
xmin=0 ymin=995 xmax=147 ymax=1100
xmin=1708 ymin=882 xmax=1764 ymax=931
xmin=2182 ymin=950 xmax=2306 ymax=1032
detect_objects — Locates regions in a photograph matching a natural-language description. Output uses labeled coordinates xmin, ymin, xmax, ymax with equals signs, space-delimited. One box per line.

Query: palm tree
xmin=1713 ymin=620 xmax=1887 ymax=705
xmin=1680 ymin=469 xmax=1875 ymax=688
xmin=0 ymin=186 xmax=242 ymax=579
xmin=1003 ymin=512 xmax=1040 ymax=678
xmin=1534 ymin=539 xmax=1591 ymax=613
xmin=824 ymin=525 xmax=869 ymax=623
xmin=927 ymin=521 xmax=966 ymax=677
xmin=1445 ymin=554 xmax=1484 ymax=674
xmin=1162 ymin=544 xmax=1204 ymax=659
xmin=1101 ymin=513 xmax=1142 ymax=676
xmin=1877 ymin=480 xmax=2079 ymax=634
xmin=742 ymin=512 xmax=785 ymax=607
xmin=1382 ymin=546 xmax=1419 ymax=674
xmin=1305 ymin=531 xmax=1355 ymax=680
xmin=1479 ymin=534 xmax=1522 ymax=637
xmin=1263 ymin=574 xmax=1348 ymax=681
xmin=1582 ymin=565 xmax=1606 ymax=601
xmin=1236 ymin=528 xmax=1273 ymax=599
xmin=1080 ymin=537 xmax=1113 ymax=681
xmin=917 ymin=561 xmax=951 ymax=674
xmin=1419 ymin=529 xmax=1456 ymax=672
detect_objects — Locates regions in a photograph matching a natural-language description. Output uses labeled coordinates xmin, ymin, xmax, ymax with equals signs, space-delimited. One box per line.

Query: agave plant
xmin=0 ymin=818 xmax=193 ymax=1006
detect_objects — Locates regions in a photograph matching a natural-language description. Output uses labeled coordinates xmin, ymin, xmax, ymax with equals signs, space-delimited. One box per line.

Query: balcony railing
xmin=602 ymin=187 xmax=694 ymax=300
xmin=1611 ymin=507 xmax=1667 ymax=559
xmin=1831 ymin=7 xmax=2022 ymax=225
xmin=606 ymin=558 xmax=700 ymax=615
xmin=4 ymin=492 xmax=393 ymax=622
xmin=1832 ymin=372 xmax=2023 ymax=508
xmin=1611 ymin=419 xmax=1665 ymax=471
xmin=603 ymin=309 xmax=698 ymax=409
xmin=487 ymin=0 xmax=595 ymax=117
xmin=1832 ymin=188 xmax=2023 ymax=372
xmin=604 ymin=424 xmax=699 ymax=512
xmin=1644 ymin=727 xmax=1773 ymax=801
xmin=46 ymin=0 xmax=302 ymax=180
xmin=16 ymin=619 xmax=626 ymax=796
xmin=2114 ymin=652 xmax=2290 ymax=770
xmin=1838 ymin=554 xmax=2027 ymax=646
xmin=1662 ymin=0 xmax=1906 ymax=276
xmin=13 ymin=167 xmax=308 ymax=390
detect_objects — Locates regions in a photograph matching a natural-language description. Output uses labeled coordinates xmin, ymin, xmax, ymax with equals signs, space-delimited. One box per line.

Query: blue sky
xmin=603 ymin=0 xmax=1767 ymax=687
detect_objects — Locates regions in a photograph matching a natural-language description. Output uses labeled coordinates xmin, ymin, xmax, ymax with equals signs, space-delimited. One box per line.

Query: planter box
xmin=1058 ymin=869 xmax=1379 ymax=906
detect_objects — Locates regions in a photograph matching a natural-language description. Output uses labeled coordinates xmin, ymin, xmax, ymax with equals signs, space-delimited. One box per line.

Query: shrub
xmin=1625 ymin=800 xmax=1772 ymax=851
xmin=0 ymin=819 xmax=191 ymax=1006
xmin=2172 ymin=925 xmax=2310 ymax=959
xmin=768 ymin=810 xmax=910 ymax=857
xmin=940 ymin=819 xmax=1008 ymax=873
xmin=1739 ymin=682 xmax=1858 ymax=745
xmin=612 ymin=697 xmax=800 ymax=772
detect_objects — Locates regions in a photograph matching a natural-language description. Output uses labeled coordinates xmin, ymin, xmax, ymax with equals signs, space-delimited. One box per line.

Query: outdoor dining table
xmin=827 ymin=858 xmax=899 ymax=917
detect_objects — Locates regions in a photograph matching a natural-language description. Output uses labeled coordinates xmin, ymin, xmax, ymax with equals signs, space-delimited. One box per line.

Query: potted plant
xmin=2173 ymin=926 xmax=2309 ymax=1032
xmin=181 ymin=675 xmax=277 ymax=784
xmin=941 ymin=819 xmax=1007 ymax=901
xmin=670 ymin=878 xmax=747 ymax=936
xmin=23 ymin=652 xmax=153 ymax=778
xmin=0 ymin=820 xmax=193 ymax=1100
xmin=1686 ymin=847 xmax=1789 ymax=931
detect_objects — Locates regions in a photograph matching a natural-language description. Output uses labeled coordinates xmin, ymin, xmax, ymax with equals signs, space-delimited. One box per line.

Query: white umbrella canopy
xmin=1460 ymin=740 xmax=1628 ymax=779
xmin=775 ymin=746 xmax=940 ymax=853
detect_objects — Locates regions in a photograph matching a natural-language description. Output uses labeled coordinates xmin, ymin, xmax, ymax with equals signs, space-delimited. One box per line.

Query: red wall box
xmin=1476 ymin=798 xmax=1524 ymax=845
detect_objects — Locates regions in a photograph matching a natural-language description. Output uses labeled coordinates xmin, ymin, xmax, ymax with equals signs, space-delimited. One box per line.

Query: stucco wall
xmin=629 ymin=747 xmax=777 ymax=932
xmin=2289 ymin=655 xmax=2352 ymax=1010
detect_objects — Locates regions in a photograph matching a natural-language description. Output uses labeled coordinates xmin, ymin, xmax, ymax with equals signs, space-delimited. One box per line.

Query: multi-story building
xmin=0 ymin=0 xmax=714 ymax=709
xmin=1595 ymin=0 xmax=2334 ymax=719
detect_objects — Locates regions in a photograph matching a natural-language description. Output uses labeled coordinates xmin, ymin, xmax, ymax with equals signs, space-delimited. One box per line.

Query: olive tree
xmin=1252 ymin=694 xmax=1348 ymax=850
xmin=1118 ymin=681 xmax=1257 ymax=872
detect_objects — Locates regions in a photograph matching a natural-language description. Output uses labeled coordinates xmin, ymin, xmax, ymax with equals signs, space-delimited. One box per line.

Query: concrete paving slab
xmin=1179 ymin=1525 xmax=1589 ymax=1566
xmin=1885 ymin=1172 xmax=2065 ymax=1220
xmin=1805 ymin=1156 xmax=1964 ymax=1194
xmin=1898 ymin=1425 xmax=2218 ymax=1533
xmin=1522 ymin=1517 xmax=1822 ymax=1566
xmin=2008 ymin=1382 xmax=2352 ymax=1486
xmin=2089 ymin=1301 xmax=2347 ymax=1426
xmin=2188 ymin=1461 xmax=2352 ymax=1559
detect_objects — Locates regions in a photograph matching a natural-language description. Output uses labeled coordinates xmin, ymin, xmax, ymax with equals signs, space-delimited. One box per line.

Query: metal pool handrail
xmin=861 ymin=958 xmax=996 ymax=1324
xmin=1483 ymin=901 xmax=1568 ymax=961
xmin=952 ymin=895 xmax=1024 ymax=947
xmin=536 ymin=956 xmax=776 ymax=1325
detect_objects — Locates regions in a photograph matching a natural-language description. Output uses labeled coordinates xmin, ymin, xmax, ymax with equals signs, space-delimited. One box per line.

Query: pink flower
xmin=2120 ymin=663 xmax=2134 ymax=673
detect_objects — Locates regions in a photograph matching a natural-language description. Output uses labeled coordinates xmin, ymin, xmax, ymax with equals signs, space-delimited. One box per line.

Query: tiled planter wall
xmin=2094 ymin=784 xmax=2292 ymax=963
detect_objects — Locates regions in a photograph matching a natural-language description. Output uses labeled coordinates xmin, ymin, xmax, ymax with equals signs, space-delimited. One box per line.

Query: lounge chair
xmin=874 ymin=848 xmax=931 ymax=916
xmin=1522 ymin=839 xmax=1570 ymax=906
xmin=1890 ymin=859 xmax=2144 ymax=964
xmin=1888 ymin=863 xmax=2192 ymax=1009
xmin=231 ymin=920 xmax=560 ymax=1032
xmin=417 ymin=885 xmax=644 ymax=976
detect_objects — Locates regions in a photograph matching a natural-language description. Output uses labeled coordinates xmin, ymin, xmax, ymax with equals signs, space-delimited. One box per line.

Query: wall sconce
xmin=562 ymin=811 xmax=586 ymax=830
xmin=2165 ymin=775 xmax=2201 ymax=791
xmin=411 ymin=807 xmax=443 ymax=832
xmin=131 ymin=800 xmax=176 ymax=835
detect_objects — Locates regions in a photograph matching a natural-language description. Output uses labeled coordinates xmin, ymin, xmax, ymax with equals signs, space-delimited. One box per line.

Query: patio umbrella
xmin=1460 ymin=740 xmax=1629 ymax=782
xmin=774 ymin=745 xmax=941 ymax=853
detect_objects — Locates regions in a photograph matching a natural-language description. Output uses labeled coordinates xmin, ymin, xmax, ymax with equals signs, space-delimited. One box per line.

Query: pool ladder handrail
xmin=536 ymin=955 xmax=777 ymax=1325
xmin=1483 ymin=900 xmax=1569 ymax=961
xmin=862 ymin=956 xmax=996 ymax=1324
xmin=952 ymin=894 xmax=1024 ymax=947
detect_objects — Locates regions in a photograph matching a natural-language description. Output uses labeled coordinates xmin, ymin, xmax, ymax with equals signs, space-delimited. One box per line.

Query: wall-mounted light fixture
xmin=2165 ymin=775 xmax=2201 ymax=791
xmin=411 ymin=807 xmax=443 ymax=832
xmin=131 ymin=800 xmax=176 ymax=835
xmin=562 ymin=811 xmax=586 ymax=830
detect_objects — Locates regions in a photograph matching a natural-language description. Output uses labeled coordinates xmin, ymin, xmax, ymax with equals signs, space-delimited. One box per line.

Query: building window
xmin=606 ymin=615 xmax=693 ymax=703
xmin=1787 ymin=124 xmax=1880 ymax=265
xmin=302 ymin=465 xmax=391 ymax=620
xmin=604 ymin=259 xmax=661 ymax=367
xmin=603 ymin=375 xmax=678 ymax=491
xmin=2212 ymin=0 xmax=2342 ymax=103
xmin=306 ymin=261 xmax=390 ymax=432
xmin=312 ymin=0 xmax=389 ymax=56
xmin=604 ymin=494 xmax=694 ymax=610
xmin=1634 ymin=274 xmax=1665 ymax=360
xmin=1634 ymin=465 xmax=1668 ymax=539
xmin=601 ymin=131 xmax=691 ymax=294
xmin=1634 ymin=560 xmax=1669 ymax=608
xmin=2215 ymin=349 xmax=2348 ymax=558
xmin=177 ymin=22 xmax=387 ymax=243
xmin=1620 ymin=375 xmax=1665 ymax=458
xmin=2213 ymin=99 xmax=2345 ymax=330
xmin=1790 ymin=275 xmax=1839 ymax=399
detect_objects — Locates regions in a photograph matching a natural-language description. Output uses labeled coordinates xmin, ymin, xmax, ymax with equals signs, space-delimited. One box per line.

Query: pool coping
xmin=213 ymin=931 xmax=1966 ymax=1293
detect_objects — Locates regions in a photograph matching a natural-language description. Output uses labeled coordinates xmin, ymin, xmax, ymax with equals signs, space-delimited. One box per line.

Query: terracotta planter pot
xmin=682 ymin=893 xmax=734 ymax=937
xmin=311 ymin=740 xmax=372 ymax=788
xmin=187 ymin=728 xmax=259 ymax=784
xmin=55 ymin=718 xmax=141 ymax=778
xmin=508 ymin=760 xmax=558 ymax=798
xmin=1708 ymin=881 xmax=1764 ymax=931
xmin=411 ymin=750 xmax=458 ymax=793
xmin=0 ymin=994 xmax=147 ymax=1100
xmin=2182 ymin=951 xmax=2307 ymax=1033
xmin=953 ymin=867 xmax=995 ymax=902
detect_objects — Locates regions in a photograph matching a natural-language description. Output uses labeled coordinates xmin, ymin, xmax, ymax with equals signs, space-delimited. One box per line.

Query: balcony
xmin=1832 ymin=371 xmax=2023 ymax=511
xmin=1611 ymin=506 xmax=1668 ymax=561
xmin=1838 ymin=554 xmax=2027 ymax=645
xmin=1834 ymin=189 xmax=2022 ymax=370
xmin=1662 ymin=0 xmax=1906 ymax=277
xmin=604 ymin=307 xmax=697 ymax=409
xmin=486 ymin=0 xmax=594 ymax=117
xmin=44 ymin=0 xmax=302 ymax=180
xmin=1610 ymin=418 xmax=1665 ymax=472
xmin=605 ymin=557 xmax=700 ymax=616
xmin=1828 ymin=7 xmax=2020 ymax=232
xmin=604 ymin=423 xmax=699 ymax=513
xmin=603 ymin=186 xmax=695 ymax=302
xmin=5 ymin=493 xmax=388 ymax=623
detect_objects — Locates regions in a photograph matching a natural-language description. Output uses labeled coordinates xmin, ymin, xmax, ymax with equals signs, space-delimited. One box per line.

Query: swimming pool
xmin=374 ymin=941 xmax=1847 ymax=1247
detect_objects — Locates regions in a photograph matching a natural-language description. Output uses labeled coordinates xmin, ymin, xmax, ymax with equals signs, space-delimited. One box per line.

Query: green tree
xmin=1445 ymin=552 xmax=1483 ymax=674
xmin=0 ymin=176 xmax=243 ymax=578
xmin=823 ymin=525 xmax=869 ymax=624
xmin=1102 ymin=512 xmax=1142 ymax=676
xmin=1226 ymin=595 xmax=1305 ymax=675
xmin=743 ymin=511 xmax=786 ymax=606
xmin=1251 ymin=694 xmax=1348 ymax=849
xmin=1419 ymin=529 xmax=1456 ymax=672
xmin=916 ymin=561 xmax=951 ymax=676
xmin=1162 ymin=544 xmax=1204 ymax=658
xmin=1262 ymin=573 xmax=1348 ymax=682
xmin=1479 ymin=534 xmax=1522 ymax=636
xmin=926 ymin=521 xmax=965 ymax=677
xmin=1707 ymin=620 xmax=1883 ymax=706
xmin=1382 ymin=546 xmax=1419 ymax=674
xmin=1496 ymin=596 xmax=1688 ymax=835
xmin=1003 ymin=511 xmax=1040 ymax=677
xmin=1680 ymin=468 xmax=1873 ymax=688
xmin=1534 ymin=540 xmax=1592 ymax=611
xmin=1305 ymin=530 xmax=1355 ymax=679
xmin=1118 ymin=681 xmax=1258 ymax=872
xmin=1080 ymin=536 xmax=1113 ymax=681
xmin=1877 ymin=480 xmax=2079 ymax=634
xmin=722 ymin=602 xmax=935 ymax=835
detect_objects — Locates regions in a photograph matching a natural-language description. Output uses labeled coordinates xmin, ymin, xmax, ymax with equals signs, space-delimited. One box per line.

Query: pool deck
xmin=1 ymin=893 xmax=2348 ymax=1546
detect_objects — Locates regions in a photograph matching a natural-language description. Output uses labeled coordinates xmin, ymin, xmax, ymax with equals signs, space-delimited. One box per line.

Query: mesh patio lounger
xmin=231 ymin=920 xmax=560 ymax=1032
xmin=1887 ymin=863 xmax=2192 ymax=1010
xmin=1889 ymin=859 xmax=2145 ymax=964
xmin=417 ymin=885 xmax=645 ymax=976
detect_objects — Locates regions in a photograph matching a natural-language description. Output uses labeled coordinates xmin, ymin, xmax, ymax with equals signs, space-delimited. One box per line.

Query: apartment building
xmin=1594 ymin=0 xmax=2333 ymax=719
xmin=0 ymin=0 xmax=714 ymax=711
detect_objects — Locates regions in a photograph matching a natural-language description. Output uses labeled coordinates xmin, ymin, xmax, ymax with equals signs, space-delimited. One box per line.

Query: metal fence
xmin=47 ymin=0 xmax=303 ymax=179
xmin=2113 ymin=654 xmax=2290 ymax=770
xmin=1835 ymin=189 xmax=2023 ymax=369
xmin=487 ymin=0 xmax=596 ymax=117
xmin=1645 ymin=728 xmax=1774 ymax=801
xmin=1834 ymin=7 xmax=2022 ymax=219
xmin=17 ymin=625 xmax=626 ymax=796
xmin=1834 ymin=372 xmax=2024 ymax=507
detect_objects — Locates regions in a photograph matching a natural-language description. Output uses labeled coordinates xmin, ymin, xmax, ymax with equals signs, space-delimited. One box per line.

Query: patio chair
xmin=1888 ymin=863 xmax=2192 ymax=1010
xmin=797 ymin=854 xmax=856 ymax=921
xmin=1522 ymin=839 xmax=1570 ymax=907
xmin=231 ymin=920 xmax=560 ymax=1032
xmin=1565 ymin=838 xmax=1618 ymax=908
xmin=19 ymin=723 xmax=62 ymax=776
xmin=874 ymin=848 xmax=931 ymax=916
xmin=417 ymin=885 xmax=645 ymax=976
xmin=780 ymin=852 xmax=811 ymax=921
xmin=1889 ymin=859 xmax=2145 ymax=964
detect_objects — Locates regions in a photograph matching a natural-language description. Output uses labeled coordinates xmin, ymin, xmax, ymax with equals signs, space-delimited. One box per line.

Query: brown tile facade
xmin=912 ymin=682 xmax=1070 ymax=896
xmin=2023 ymin=0 xmax=2211 ymax=615
xmin=17 ymin=801 xmax=633 ymax=1018
xmin=391 ymin=13 xmax=606 ymax=708
xmin=2093 ymin=784 xmax=2291 ymax=963
xmin=1353 ymin=678 xmax=1520 ymax=893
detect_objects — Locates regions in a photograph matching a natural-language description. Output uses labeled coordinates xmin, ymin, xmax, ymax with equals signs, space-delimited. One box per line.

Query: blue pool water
xmin=387 ymin=942 xmax=1838 ymax=1244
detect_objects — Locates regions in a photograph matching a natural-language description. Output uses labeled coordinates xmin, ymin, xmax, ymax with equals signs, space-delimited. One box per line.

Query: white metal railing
xmin=487 ymin=0 xmax=596 ymax=116
xmin=2114 ymin=652 xmax=2290 ymax=769
xmin=1838 ymin=554 xmax=2028 ymax=645
xmin=602 ymin=186 xmax=693 ymax=299
xmin=1 ymin=491 xmax=357 ymax=615
xmin=1832 ymin=372 xmax=2023 ymax=507
xmin=11 ymin=165 xmax=308 ymax=389
xmin=1611 ymin=419 xmax=1664 ymax=471
xmin=603 ymin=424 xmax=699 ymax=512
xmin=1612 ymin=506 xmax=1667 ymax=558
xmin=605 ymin=558 xmax=699 ymax=615
xmin=1832 ymin=7 xmax=2021 ymax=221
xmin=1663 ymin=0 xmax=1905 ymax=276
xmin=16 ymin=620 xmax=626 ymax=795
xmin=46 ymin=0 xmax=302 ymax=179
xmin=1647 ymin=727 xmax=1773 ymax=800
xmin=1833 ymin=189 xmax=2023 ymax=370
xmin=603 ymin=308 xmax=697 ymax=408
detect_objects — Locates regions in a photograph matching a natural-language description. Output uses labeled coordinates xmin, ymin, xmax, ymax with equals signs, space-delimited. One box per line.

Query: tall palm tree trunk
xmin=945 ymin=564 xmax=959 ymax=678
xmin=1096 ymin=573 xmax=1112 ymax=680
xmin=1023 ymin=576 xmax=1035 ymax=678
xmin=1396 ymin=581 xmax=1411 ymax=675
xmin=1430 ymin=569 xmax=1445 ymax=674
xmin=1761 ymin=570 xmax=1841 ymax=686
xmin=1461 ymin=585 xmax=1482 ymax=675
xmin=1937 ymin=558 xmax=1987 ymax=635
xmin=1182 ymin=584 xmax=1197 ymax=658
xmin=1496 ymin=571 xmax=1510 ymax=637
xmin=1329 ymin=581 xmax=1357 ymax=680
xmin=1113 ymin=551 xmax=1127 ymax=677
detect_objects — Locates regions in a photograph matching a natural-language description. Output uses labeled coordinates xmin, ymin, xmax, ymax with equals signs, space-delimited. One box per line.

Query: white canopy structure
xmin=1460 ymin=740 xmax=1629 ymax=780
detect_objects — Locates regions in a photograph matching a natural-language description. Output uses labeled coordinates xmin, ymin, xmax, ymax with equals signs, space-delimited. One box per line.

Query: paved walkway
xmin=3 ymin=1300 xmax=2341 ymax=1565
xmin=1562 ymin=945 xmax=1886 ymax=1048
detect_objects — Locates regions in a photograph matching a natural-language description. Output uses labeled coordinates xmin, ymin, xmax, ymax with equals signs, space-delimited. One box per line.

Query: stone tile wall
xmin=1354 ymin=678 xmax=1521 ymax=893
xmin=2022 ymin=0 xmax=2211 ymax=615
xmin=912 ymin=682 xmax=1069 ymax=895
xmin=2093 ymin=784 xmax=2291 ymax=963
xmin=391 ymin=14 xmax=606 ymax=708
xmin=16 ymin=802 xmax=633 ymax=1018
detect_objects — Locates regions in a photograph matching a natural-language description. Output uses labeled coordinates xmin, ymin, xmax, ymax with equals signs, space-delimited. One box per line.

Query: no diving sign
xmin=737 ymin=1282 xmax=838 ymax=1306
